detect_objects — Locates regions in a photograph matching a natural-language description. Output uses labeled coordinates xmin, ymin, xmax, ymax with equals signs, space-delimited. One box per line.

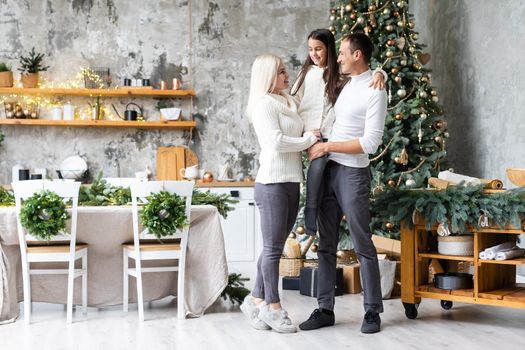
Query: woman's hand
xmin=309 ymin=128 xmax=322 ymax=140
xmin=369 ymin=71 xmax=385 ymax=90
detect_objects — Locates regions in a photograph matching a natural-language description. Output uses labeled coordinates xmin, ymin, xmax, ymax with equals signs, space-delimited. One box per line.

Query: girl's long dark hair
xmin=291 ymin=28 xmax=347 ymax=105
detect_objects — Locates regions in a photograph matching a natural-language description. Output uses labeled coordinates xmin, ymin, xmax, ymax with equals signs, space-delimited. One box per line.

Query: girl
xmin=291 ymin=28 xmax=386 ymax=236
xmin=240 ymin=54 xmax=320 ymax=333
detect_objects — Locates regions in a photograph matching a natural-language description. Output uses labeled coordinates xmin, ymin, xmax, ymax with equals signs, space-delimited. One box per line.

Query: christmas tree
xmin=294 ymin=0 xmax=447 ymax=247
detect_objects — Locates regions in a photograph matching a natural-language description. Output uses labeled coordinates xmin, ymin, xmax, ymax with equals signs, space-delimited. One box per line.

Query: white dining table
xmin=0 ymin=205 xmax=229 ymax=324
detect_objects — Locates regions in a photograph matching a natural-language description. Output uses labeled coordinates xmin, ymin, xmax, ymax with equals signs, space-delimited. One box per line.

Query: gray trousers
xmin=317 ymin=161 xmax=383 ymax=313
xmin=253 ymin=182 xmax=300 ymax=304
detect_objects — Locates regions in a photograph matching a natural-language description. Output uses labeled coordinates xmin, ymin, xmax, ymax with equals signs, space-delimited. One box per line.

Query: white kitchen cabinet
xmin=198 ymin=186 xmax=261 ymax=283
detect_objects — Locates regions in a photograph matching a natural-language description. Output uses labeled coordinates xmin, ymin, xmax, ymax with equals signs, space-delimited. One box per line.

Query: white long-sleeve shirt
xmin=293 ymin=65 xmax=388 ymax=139
xmin=251 ymin=93 xmax=318 ymax=184
xmin=328 ymin=70 xmax=387 ymax=168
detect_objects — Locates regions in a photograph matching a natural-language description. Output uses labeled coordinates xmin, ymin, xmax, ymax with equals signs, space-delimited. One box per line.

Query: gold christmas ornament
xmin=350 ymin=13 xmax=357 ymax=20
xmin=345 ymin=4 xmax=352 ymax=12
xmin=400 ymin=59 xmax=408 ymax=66
xmin=310 ymin=244 xmax=319 ymax=253
xmin=408 ymin=46 xmax=415 ymax=53
xmin=296 ymin=226 xmax=305 ymax=235
xmin=330 ymin=8 xmax=336 ymax=14
xmin=431 ymin=89 xmax=438 ymax=96
xmin=385 ymin=25 xmax=394 ymax=32
xmin=387 ymin=179 xmax=396 ymax=187
xmin=357 ymin=16 xmax=365 ymax=24
xmin=288 ymin=232 xmax=296 ymax=239
xmin=385 ymin=50 xmax=394 ymax=58
xmin=405 ymin=178 xmax=416 ymax=188
xmin=432 ymin=96 xmax=439 ymax=102
xmin=419 ymin=91 xmax=428 ymax=98
xmin=329 ymin=26 xmax=336 ymax=32
xmin=394 ymin=156 xmax=402 ymax=164
xmin=202 ymin=171 xmax=214 ymax=182
xmin=397 ymin=20 xmax=405 ymax=27
xmin=343 ymin=23 xmax=350 ymax=31
xmin=395 ymin=113 xmax=403 ymax=121
xmin=330 ymin=15 xmax=335 ymax=21
xmin=383 ymin=8 xmax=391 ymax=15
xmin=368 ymin=5 xmax=377 ymax=11
xmin=336 ymin=250 xmax=345 ymax=258
xmin=394 ymin=76 xmax=402 ymax=84
xmin=391 ymin=67 xmax=399 ymax=74
xmin=387 ymin=39 xmax=395 ymax=46
xmin=385 ymin=222 xmax=394 ymax=230
xmin=364 ymin=26 xmax=372 ymax=34
xmin=408 ymin=22 xmax=415 ymax=29
xmin=434 ymin=136 xmax=443 ymax=144
xmin=412 ymin=33 xmax=419 ymax=40
xmin=421 ymin=75 xmax=429 ymax=83
xmin=397 ymin=1 xmax=407 ymax=8
xmin=397 ymin=88 xmax=407 ymax=98
xmin=413 ymin=63 xmax=422 ymax=70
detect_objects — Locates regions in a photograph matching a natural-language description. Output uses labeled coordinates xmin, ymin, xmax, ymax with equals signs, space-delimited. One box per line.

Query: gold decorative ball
xmin=431 ymin=89 xmax=438 ymax=96
xmin=357 ymin=16 xmax=365 ymax=24
xmin=350 ymin=13 xmax=357 ymax=20
xmin=434 ymin=136 xmax=443 ymax=143
xmin=394 ymin=156 xmax=402 ymax=164
xmin=409 ymin=46 xmax=415 ymax=53
xmin=387 ymin=179 xmax=396 ymax=187
xmin=397 ymin=1 xmax=406 ymax=8
xmin=364 ymin=26 xmax=372 ymax=33
xmin=394 ymin=76 xmax=402 ymax=84
xmin=336 ymin=250 xmax=345 ymax=258
xmin=330 ymin=8 xmax=337 ymax=14
xmin=432 ymin=96 xmax=439 ymax=102
xmin=310 ymin=244 xmax=319 ymax=253
xmin=383 ymin=8 xmax=391 ymax=16
xmin=408 ymin=22 xmax=415 ymax=29
xmin=400 ymin=59 xmax=408 ymax=66
xmin=421 ymin=76 xmax=429 ymax=82
xmin=413 ymin=63 xmax=422 ymax=70
xmin=202 ymin=171 xmax=214 ymax=182
xmin=395 ymin=113 xmax=403 ymax=121
xmin=387 ymin=39 xmax=395 ymax=46
xmin=330 ymin=15 xmax=335 ymax=21
xmin=288 ymin=232 xmax=296 ymax=239
xmin=405 ymin=178 xmax=416 ymax=188
xmin=385 ymin=50 xmax=394 ymax=58
xmin=419 ymin=91 xmax=428 ymax=98
xmin=397 ymin=88 xmax=407 ymax=98
xmin=412 ymin=33 xmax=419 ymax=40
xmin=420 ymin=113 xmax=428 ymax=120
xmin=345 ymin=4 xmax=352 ymax=12
xmin=391 ymin=67 xmax=399 ymax=74
xmin=368 ymin=5 xmax=377 ymax=11
xmin=328 ymin=26 xmax=336 ymax=32
xmin=295 ymin=226 xmax=305 ymax=235
xmin=386 ymin=24 xmax=394 ymax=31
xmin=435 ymin=121 xmax=444 ymax=129
xmin=397 ymin=21 xmax=405 ymax=27
xmin=386 ymin=222 xmax=394 ymax=230
xmin=343 ymin=23 xmax=350 ymax=31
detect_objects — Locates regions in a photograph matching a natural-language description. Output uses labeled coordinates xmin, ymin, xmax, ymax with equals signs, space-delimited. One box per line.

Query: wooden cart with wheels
xmin=400 ymin=217 xmax=525 ymax=319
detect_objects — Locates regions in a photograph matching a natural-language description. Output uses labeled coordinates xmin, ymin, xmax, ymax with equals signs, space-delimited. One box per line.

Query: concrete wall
xmin=0 ymin=0 xmax=329 ymax=182
xmin=410 ymin=0 xmax=525 ymax=186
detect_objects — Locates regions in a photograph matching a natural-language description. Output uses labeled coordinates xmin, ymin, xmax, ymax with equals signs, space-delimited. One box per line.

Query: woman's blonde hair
xmin=246 ymin=54 xmax=282 ymax=118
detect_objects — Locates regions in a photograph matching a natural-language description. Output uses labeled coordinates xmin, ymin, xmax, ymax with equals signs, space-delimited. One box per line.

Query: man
xmin=299 ymin=33 xmax=387 ymax=334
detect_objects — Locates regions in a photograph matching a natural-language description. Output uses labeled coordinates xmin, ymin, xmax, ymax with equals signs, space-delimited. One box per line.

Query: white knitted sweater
xmin=251 ymin=93 xmax=318 ymax=184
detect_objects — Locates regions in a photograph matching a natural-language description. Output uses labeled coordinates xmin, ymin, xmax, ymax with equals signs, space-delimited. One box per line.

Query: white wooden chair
xmin=12 ymin=180 xmax=87 ymax=324
xmin=123 ymin=180 xmax=194 ymax=321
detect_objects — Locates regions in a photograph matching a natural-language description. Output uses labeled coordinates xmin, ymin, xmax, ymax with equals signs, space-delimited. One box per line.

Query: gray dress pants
xmin=252 ymin=182 xmax=300 ymax=304
xmin=317 ymin=161 xmax=383 ymax=313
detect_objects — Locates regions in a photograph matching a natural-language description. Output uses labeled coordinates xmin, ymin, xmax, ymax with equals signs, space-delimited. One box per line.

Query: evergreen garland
xmin=221 ymin=273 xmax=250 ymax=305
xmin=0 ymin=187 xmax=14 ymax=206
xmin=140 ymin=191 xmax=188 ymax=239
xmin=192 ymin=189 xmax=238 ymax=219
xmin=371 ymin=185 xmax=525 ymax=238
xmin=79 ymin=172 xmax=131 ymax=206
xmin=19 ymin=190 xmax=70 ymax=241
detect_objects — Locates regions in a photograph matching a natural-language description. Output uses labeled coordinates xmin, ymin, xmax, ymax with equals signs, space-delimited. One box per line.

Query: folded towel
xmin=495 ymin=248 xmax=525 ymax=261
xmin=479 ymin=251 xmax=489 ymax=260
xmin=485 ymin=241 xmax=516 ymax=259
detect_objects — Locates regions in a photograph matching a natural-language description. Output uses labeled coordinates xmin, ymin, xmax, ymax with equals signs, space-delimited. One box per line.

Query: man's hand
xmin=308 ymin=142 xmax=328 ymax=161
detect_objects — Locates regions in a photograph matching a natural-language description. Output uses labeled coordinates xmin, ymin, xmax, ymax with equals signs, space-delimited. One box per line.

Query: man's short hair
xmin=341 ymin=32 xmax=374 ymax=63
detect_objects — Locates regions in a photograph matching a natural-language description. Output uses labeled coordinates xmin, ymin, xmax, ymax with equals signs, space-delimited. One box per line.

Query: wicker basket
xmin=279 ymin=257 xmax=304 ymax=277
xmin=303 ymin=259 xmax=319 ymax=268
xmin=438 ymin=234 xmax=474 ymax=256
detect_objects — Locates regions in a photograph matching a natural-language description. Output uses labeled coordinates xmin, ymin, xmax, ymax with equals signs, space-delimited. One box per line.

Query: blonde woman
xmin=240 ymin=54 xmax=319 ymax=333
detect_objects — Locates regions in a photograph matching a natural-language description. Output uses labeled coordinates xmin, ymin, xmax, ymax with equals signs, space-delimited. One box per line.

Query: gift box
xmin=338 ymin=263 xmax=362 ymax=294
xmin=299 ymin=267 xmax=344 ymax=297
xmin=282 ymin=276 xmax=301 ymax=290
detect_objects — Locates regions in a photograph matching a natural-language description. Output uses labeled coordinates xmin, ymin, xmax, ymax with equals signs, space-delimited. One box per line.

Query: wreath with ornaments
xmin=140 ymin=191 xmax=188 ymax=239
xmin=19 ymin=190 xmax=70 ymax=241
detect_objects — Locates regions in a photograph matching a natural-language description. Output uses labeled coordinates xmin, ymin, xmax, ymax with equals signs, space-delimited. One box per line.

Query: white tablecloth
xmin=0 ymin=205 xmax=228 ymax=323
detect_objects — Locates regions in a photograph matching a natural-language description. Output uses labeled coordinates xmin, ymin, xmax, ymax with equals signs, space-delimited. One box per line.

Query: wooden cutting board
xmin=157 ymin=146 xmax=199 ymax=180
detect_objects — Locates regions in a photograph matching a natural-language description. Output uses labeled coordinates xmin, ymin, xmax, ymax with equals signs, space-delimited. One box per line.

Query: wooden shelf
xmin=418 ymin=252 xmax=474 ymax=262
xmin=478 ymin=257 xmax=525 ymax=266
xmin=478 ymin=284 xmax=525 ymax=301
xmin=417 ymin=284 xmax=474 ymax=299
xmin=0 ymin=87 xmax=196 ymax=98
xmin=0 ymin=118 xmax=196 ymax=129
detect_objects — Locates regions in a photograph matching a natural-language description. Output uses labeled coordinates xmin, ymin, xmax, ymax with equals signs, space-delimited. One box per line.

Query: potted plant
xmin=0 ymin=62 xmax=13 ymax=87
xmin=18 ymin=47 xmax=50 ymax=88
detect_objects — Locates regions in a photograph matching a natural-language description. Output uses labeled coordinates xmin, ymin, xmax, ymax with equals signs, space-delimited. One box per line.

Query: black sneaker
xmin=299 ymin=308 xmax=335 ymax=331
xmin=361 ymin=311 xmax=381 ymax=334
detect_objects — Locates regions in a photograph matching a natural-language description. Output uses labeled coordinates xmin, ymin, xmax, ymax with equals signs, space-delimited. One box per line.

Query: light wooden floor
xmin=0 ymin=287 xmax=524 ymax=350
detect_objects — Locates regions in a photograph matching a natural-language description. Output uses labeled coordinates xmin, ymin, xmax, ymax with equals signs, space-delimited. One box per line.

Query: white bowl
xmin=60 ymin=156 xmax=87 ymax=179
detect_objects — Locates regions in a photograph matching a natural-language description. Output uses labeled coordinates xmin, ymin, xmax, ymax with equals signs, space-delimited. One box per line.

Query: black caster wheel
xmin=440 ymin=300 xmax=453 ymax=310
xmin=403 ymin=302 xmax=418 ymax=319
